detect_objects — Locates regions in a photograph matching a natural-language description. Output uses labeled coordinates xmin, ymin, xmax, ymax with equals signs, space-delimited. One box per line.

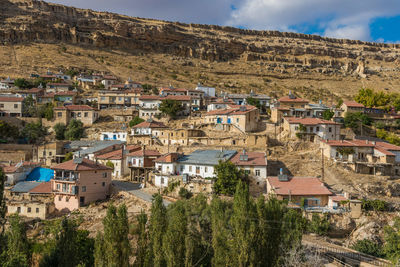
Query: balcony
xmin=54 ymin=171 xmax=78 ymax=182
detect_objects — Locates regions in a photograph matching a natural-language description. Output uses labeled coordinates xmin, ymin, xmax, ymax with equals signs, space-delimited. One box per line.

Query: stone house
xmin=276 ymin=93 xmax=309 ymax=108
xmin=98 ymin=89 xmax=142 ymax=109
xmin=0 ymin=96 xmax=24 ymax=117
xmin=37 ymin=141 xmax=68 ymax=166
xmin=51 ymin=158 xmax=112 ymax=212
xmin=204 ymin=104 xmax=260 ymax=132
xmin=127 ymin=149 xmax=161 ymax=182
xmin=266 ymin=176 xmax=333 ymax=207
xmin=230 ymin=150 xmax=268 ymax=183
xmin=54 ymin=105 xmax=99 ymax=126
xmin=46 ymin=83 xmax=70 ymax=93
xmin=340 ymin=101 xmax=365 ymax=116
xmin=131 ymin=119 xmax=167 ymax=136
xmin=283 ymin=117 xmax=341 ymax=141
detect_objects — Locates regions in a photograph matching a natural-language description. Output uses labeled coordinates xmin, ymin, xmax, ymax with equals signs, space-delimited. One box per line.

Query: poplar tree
xmin=0 ymin=168 xmax=6 ymax=256
xmin=230 ymin=180 xmax=256 ymax=267
xmin=2 ymin=214 xmax=30 ymax=267
xmin=147 ymin=194 xmax=167 ymax=267
xmin=101 ymin=203 xmax=130 ymax=267
xmin=163 ymin=201 xmax=187 ymax=267
xmin=133 ymin=211 xmax=149 ymax=267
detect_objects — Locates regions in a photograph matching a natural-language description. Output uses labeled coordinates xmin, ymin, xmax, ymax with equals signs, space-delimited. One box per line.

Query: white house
xmin=230 ymin=150 xmax=268 ymax=184
xmin=100 ymin=131 xmax=128 ymax=142
xmin=284 ymin=117 xmax=341 ymax=141
xmin=3 ymin=162 xmax=41 ymax=185
xmin=138 ymin=95 xmax=161 ymax=119
xmin=154 ymin=150 xmax=237 ymax=187
xmin=131 ymin=119 xmax=167 ymax=136
xmin=195 ymin=83 xmax=215 ymax=97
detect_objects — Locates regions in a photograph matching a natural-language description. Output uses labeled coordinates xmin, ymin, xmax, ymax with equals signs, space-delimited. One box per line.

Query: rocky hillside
xmin=1 ymin=0 xmax=400 ymax=99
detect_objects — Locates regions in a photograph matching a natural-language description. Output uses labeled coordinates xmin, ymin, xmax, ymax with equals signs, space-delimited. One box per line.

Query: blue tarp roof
xmin=26 ymin=167 xmax=54 ymax=182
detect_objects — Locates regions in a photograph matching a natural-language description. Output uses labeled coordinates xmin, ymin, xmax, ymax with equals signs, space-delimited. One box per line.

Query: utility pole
xmin=321 ymin=148 xmax=325 ymax=182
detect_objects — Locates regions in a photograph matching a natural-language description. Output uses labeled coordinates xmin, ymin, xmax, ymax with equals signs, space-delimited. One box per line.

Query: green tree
xmin=3 ymin=215 xmax=31 ymax=266
xmin=309 ymin=214 xmax=330 ymax=236
xmin=65 ymin=119 xmax=84 ymax=140
xmin=230 ymin=180 xmax=256 ymax=266
xmin=147 ymin=194 xmax=167 ymax=267
xmin=129 ymin=116 xmax=145 ymax=127
xmin=0 ymin=121 xmax=19 ymax=142
xmin=63 ymin=152 xmax=73 ymax=162
xmin=20 ymin=121 xmax=47 ymax=144
xmin=133 ymin=211 xmax=149 ymax=267
xmin=322 ymin=109 xmax=335 ymax=120
xmin=0 ymin=168 xmax=5 ymax=240
xmin=96 ymin=203 xmax=130 ymax=267
xmin=163 ymin=201 xmax=187 ymax=267
xmin=384 ymin=217 xmax=400 ymax=263
xmin=159 ymin=99 xmax=183 ymax=119
xmin=53 ymin=123 xmax=66 ymax=140
xmin=106 ymin=161 xmax=114 ymax=170
xmin=352 ymin=239 xmax=384 ymax=258
xmin=40 ymin=217 xmax=94 ymax=267
xmin=344 ymin=112 xmax=372 ymax=132
xmin=213 ymin=160 xmax=247 ymax=196
xmin=23 ymin=95 xmax=37 ymax=117
xmin=246 ymin=97 xmax=261 ymax=109
xmin=14 ymin=78 xmax=32 ymax=89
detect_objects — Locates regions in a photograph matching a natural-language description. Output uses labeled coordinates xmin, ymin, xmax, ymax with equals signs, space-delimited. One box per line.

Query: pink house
xmin=51 ymin=158 xmax=112 ymax=212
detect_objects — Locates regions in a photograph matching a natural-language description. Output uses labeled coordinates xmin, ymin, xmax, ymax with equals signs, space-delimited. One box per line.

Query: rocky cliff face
xmin=2 ymin=0 xmax=400 ymax=79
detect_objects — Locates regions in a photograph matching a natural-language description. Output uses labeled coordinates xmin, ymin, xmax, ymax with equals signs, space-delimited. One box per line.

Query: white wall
xmin=100 ymin=132 xmax=127 ymax=141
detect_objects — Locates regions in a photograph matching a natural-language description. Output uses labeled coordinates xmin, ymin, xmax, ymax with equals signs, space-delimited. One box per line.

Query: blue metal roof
xmin=177 ymin=150 xmax=237 ymax=166
xmin=26 ymin=167 xmax=54 ymax=182
xmin=11 ymin=181 xmax=42 ymax=193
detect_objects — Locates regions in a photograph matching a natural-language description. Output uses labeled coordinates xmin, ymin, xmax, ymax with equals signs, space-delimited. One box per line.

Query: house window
xmin=205 ymin=167 xmax=208 ymax=173
xmin=161 ymin=177 xmax=165 ymax=184
xmin=14 ymin=104 xmax=18 ymax=108
xmin=66 ymin=197 xmax=69 ymax=202
xmin=84 ymin=112 xmax=88 ymax=117
xmin=49 ymin=152 xmax=52 ymax=156
xmin=316 ymin=127 xmax=319 ymax=132
xmin=62 ymin=183 xmax=67 ymax=192
xmin=102 ymin=182 xmax=106 ymax=187
xmin=102 ymin=172 xmax=108 ymax=178
xmin=196 ymin=167 xmax=200 ymax=174
xmin=36 ymin=208 xmax=39 ymax=213
xmin=255 ymin=169 xmax=261 ymax=176
xmin=56 ymin=184 xmax=60 ymax=190
xmin=58 ymin=196 xmax=62 ymax=201
xmin=236 ymin=118 xmax=239 ymax=123
xmin=17 ymin=207 xmax=21 ymax=213
xmin=28 ymin=207 xmax=31 ymax=213
xmin=132 ymin=159 xmax=136 ymax=165
xmin=77 ymin=112 xmax=81 ymax=117
xmin=329 ymin=127 xmax=332 ymax=133
xmin=189 ymin=166 xmax=192 ymax=172
xmin=0 ymin=104 xmax=3 ymax=108
xmin=57 ymin=112 xmax=62 ymax=117
xmin=309 ymin=127 xmax=313 ymax=132
xmin=180 ymin=165 xmax=184 ymax=172
xmin=82 ymin=186 xmax=86 ymax=192
xmin=43 ymin=151 xmax=46 ymax=156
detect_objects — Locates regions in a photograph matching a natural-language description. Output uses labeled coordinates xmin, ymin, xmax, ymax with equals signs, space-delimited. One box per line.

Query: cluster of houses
xmin=2 ymin=70 xmax=397 ymax=220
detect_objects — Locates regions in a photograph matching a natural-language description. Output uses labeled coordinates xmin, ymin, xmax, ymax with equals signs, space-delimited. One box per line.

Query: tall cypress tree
xmin=230 ymin=180 xmax=256 ymax=267
xmin=210 ymin=198 xmax=232 ymax=266
xmin=133 ymin=210 xmax=149 ymax=267
xmin=0 ymin=168 xmax=6 ymax=255
xmin=94 ymin=233 xmax=107 ymax=267
xmin=102 ymin=203 xmax=130 ymax=267
xmin=147 ymin=194 xmax=167 ymax=267
xmin=163 ymin=201 xmax=187 ymax=267
xmin=3 ymin=214 xmax=30 ymax=267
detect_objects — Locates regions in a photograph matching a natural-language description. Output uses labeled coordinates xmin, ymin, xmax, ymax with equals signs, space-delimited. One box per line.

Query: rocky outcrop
xmin=1 ymin=0 xmax=400 ymax=77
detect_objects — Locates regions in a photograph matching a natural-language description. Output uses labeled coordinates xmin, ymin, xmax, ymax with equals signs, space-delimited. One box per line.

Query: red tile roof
xmin=29 ymin=181 xmax=52 ymax=194
xmin=155 ymin=153 xmax=181 ymax=163
xmin=330 ymin=195 xmax=348 ymax=202
xmin=343 ymin=101 xmax=365 ymax=108
xmin=230 ymin=151 xmax=267 ymax=166
xmin=375 ymin=141 xmax=400 ymax=151
xmin=321 ymin=139 xmax=375 ymax=147
xmin=96 ymin=145 xmax=141 ymax=160
xmin=52 ymin=158 xmax=112 ymax=171
xmin=374 ymin=147 xmax=395 ymax=156
xmin=127 ymin=149 xmax=161 ymax=157
xmin=278 ymin=96 xmax=309 ymax=103
xmin=26 ymin=88 xmax=44 ymax=93
xmin=267 ymin=177 xmax=333 ymax=196
xmin=285 ymin=117 xmax=339 ymax=125
xmin=0 ymin=97 xmax=24 ymax=102
xmin=132 ymin=120 xmax=167 ymax=129
xmin=47 ymin=83 xmax=70 ymax=86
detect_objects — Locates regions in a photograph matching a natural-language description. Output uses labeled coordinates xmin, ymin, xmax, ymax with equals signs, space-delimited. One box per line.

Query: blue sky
xmin=47 ymin=0 xmax=400 ymax=43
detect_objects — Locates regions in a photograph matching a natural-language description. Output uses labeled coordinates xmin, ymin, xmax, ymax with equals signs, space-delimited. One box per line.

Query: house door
xmin=217 ymin=117 xmax=222 ymax=124
xmin=227 ymin=118 xmax=231 ymax=124
xmin=80 ymin=197 xmax=85 ymax=205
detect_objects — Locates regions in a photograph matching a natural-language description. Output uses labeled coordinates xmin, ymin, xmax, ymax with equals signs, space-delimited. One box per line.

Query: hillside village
xmin=2 ymin=69 xmax=400 ymax=265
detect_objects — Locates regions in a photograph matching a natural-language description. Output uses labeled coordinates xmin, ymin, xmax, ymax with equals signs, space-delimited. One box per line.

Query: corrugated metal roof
xmin=177 ymin=150 xmax=237 ymax=165
xmin=11 ymin=181 xmax=42 ymax=193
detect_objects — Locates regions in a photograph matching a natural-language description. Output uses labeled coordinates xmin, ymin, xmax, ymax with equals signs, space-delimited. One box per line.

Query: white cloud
xmin=46 ymin=0 xmax=400 ymax=41
xmin=227 ymin=0 xmax=400 ymax=41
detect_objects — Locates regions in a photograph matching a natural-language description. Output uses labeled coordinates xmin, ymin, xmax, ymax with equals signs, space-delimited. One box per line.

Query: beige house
xmin=6 ymin=181 xmax=55 ymax=220
xmin=320 ymin=139 xmax=400 ymax=176
xmin=51 ymin=158 xmax=112 ymax=212
xmin=204 ymin=104 xmax=260 ymax=132
xmin=340 ymin=101 xmax=365 ymax=116
xmin=0 ymin=96 xmax=24 ymax=117
xmin=38 ymin=141 xmax=68 ymax=166
xmin=266 ymin=176 xmax=332 ymax=207
xmin=277 ymin=93 xmax=309 ymax=108
xmin=98 ymin=89 xmax=142 ymax=109
xmin=54 ymin=105 xmax=99 ymax=126
xmin=283 ymin=117 xmax=341 ymax=141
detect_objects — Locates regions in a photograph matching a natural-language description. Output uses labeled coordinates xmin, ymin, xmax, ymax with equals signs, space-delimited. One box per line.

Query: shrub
xmin=352 ymin=239 xmax=385 ymax=258
xmin=178 ymin=187 xmax=193 ymax=199
xmin=308 ymin=214 xmax=330 ymax=236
